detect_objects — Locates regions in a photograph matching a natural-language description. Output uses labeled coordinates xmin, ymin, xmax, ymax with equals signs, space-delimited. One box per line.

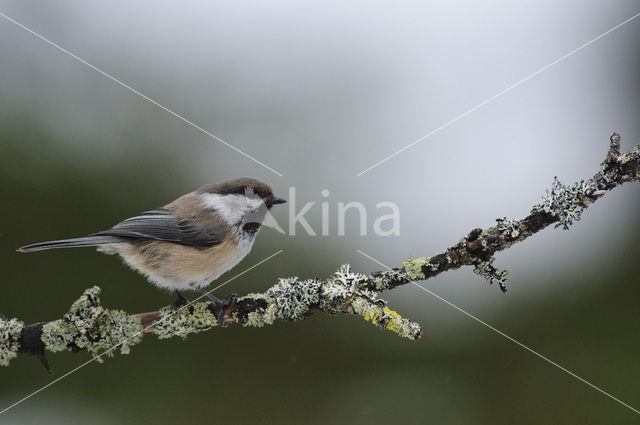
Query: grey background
xmin=0 ymin=1 xmax=639 ymax=424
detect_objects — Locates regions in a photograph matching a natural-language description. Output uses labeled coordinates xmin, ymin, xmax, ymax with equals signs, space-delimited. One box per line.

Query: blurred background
xmin=1 ymin=1 xmax=639 ymax=423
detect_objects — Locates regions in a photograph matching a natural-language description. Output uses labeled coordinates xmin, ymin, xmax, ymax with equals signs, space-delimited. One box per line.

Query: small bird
xmin=18 ymin=178 xmax=286 ymax=324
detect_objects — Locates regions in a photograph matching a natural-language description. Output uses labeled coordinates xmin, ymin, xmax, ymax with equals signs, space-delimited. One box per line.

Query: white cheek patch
xmin=200 ymin=193 xmax=265 ymax=225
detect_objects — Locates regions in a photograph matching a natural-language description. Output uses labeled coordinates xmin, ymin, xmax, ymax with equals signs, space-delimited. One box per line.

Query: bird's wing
xmin=92 ymin=207 xmax=228 ymax=247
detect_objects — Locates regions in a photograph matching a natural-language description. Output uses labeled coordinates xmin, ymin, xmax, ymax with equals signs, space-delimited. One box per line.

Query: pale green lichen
xmin=531 ymin=177 xmax=600 ymax=230
xmin=267 ymin=277 xmax=322 ymax=320
xmin=370 ymin=268 xmax=405 ymax=291
xmin=0 ymin=316 xmax=24 ymax=367
xmin=42 ymin=319 xmax=76 ymax=353
xmin=473 ymin=257 xmax=508 ymax=292
xmin=244 ymin=305 xmax=278 ymax=327
xmin=333 ymin=264 xmax=368 ymax=289
xmin=402 ymin=257 xmax=429 ymax=280
xmin=324 ymin=265 xmax=366 ymax=299
xmin=366 ymin=256 xmax=434 ymax=291
xmin=321 ymin=265 xmax=379 ymax=308
xmin=425 ymin=256 xmax=442 ymax=271
xmin=495 ymin=217 xmax=521 ymax=239
xmin=41 ymin=286 xmax=106 ymax=353
xmin=41 ymin=286 xmax=143 ymax=356
xmin=321 ymin=281 xmax=350 ymax=301
xmin=238 ymin=292 xmax=272 ymax=301
xmin=235 ymin=293 xmax=278 ymax=327
xmin=152 ymin=302 xmax=218 ymax=339
xmin=97 ymin=310 xmax=143 ymax=355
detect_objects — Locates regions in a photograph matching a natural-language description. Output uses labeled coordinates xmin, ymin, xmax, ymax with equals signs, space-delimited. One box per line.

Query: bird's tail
xmin=17 ymin=236 xmax=126 ymax=253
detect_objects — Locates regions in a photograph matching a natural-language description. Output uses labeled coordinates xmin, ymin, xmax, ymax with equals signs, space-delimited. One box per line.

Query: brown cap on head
xmin=197 ymin=178 xmax=275 ymax=200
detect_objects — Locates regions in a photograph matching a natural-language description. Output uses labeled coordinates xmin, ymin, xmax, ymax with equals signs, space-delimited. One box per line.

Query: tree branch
xmin=1 ymin=133 xmax=638 ymax=372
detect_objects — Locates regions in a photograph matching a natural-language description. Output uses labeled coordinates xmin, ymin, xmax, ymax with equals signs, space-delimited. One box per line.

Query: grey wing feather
xmin=93 ymin=208 xmax=226 ymax=247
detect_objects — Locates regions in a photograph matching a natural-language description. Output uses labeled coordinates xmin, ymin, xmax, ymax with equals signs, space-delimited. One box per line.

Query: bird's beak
xmin=267 ymin=197 xmax=287 ymax=207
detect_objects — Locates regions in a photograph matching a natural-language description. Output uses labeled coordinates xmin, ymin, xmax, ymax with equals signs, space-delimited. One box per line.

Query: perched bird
xmin=18 ymin=178 xmax=286 ymax=324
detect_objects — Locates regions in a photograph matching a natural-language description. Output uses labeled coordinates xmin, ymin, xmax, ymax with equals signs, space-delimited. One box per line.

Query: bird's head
xmin=197 ymin=178 xmax=286 ymax=232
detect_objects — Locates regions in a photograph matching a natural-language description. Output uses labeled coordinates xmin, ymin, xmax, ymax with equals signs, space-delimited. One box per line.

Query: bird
xmin=18 ymin=177 xmax=287 ymax=324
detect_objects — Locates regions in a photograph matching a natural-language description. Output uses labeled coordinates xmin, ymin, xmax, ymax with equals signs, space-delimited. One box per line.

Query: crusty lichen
xmin=0 ymin=316 xmax=24 ymax=367
xmin=152 ymin=302 xmax=218 ymax=339
xmin=495 ymin=217 xmax=521 ymax=239
xmin=231 ymin=265 xmax=421 ymax=340
xmin=41 ymin=319 xmax=78 ymax=353
xmin=351 ymin=297 xmax=421 ymax=340
xmin=243 ymin=305 xmax=278 ymax=327
xmin=101 ymin=310 xmax=143 ymax=355
xmin=402 ymin=257 xmax=429 ymax=280
xmin=235 ymin=293 xmax=278 ymax=327
xmin=369 ymin=267 xmax=406 ymax=291
xmin=531 ymin=177 xmax=601 ymax=230
xmin=473 ymin=258 xmax=508 ymax=292
xmin=41 ymin=286 xmax=143 ymax=356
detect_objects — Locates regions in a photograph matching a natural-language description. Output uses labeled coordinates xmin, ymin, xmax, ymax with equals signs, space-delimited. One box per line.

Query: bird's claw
xmin=173 ymin=290 xmax=189 ymax=310
xmin=209 ymin=293 xmax=237 ymax=327
xmin=196 ymin=287 xmax=237 ymax=327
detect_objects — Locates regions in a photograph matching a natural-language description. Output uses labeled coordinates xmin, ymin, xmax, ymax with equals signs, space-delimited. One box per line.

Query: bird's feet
xmin=196 ymin=288 xmax=237 ymax=327
xmin=173 ymin=290 xmax=189 ymax=309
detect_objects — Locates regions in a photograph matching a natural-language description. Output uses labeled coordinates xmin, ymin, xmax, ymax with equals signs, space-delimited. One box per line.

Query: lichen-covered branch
xmin=1 ymin=133 xmax=638 ymax=372
xmin=1 ymin=266 xmax=421 ymax=372
xmin=362 ymin=133 xmax=639 ymax=293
